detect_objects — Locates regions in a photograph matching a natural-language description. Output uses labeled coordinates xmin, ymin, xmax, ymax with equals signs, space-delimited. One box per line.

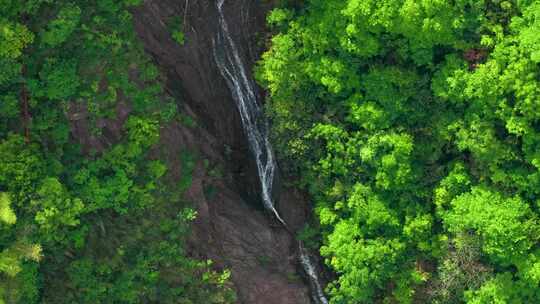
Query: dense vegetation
xmin=0 ymin=1 xmax=234 ymax=303
xmin=259 ymin=0 xmax=540 ymax=303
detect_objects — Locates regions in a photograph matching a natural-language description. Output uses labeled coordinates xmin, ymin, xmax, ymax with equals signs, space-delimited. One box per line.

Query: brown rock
xmin=132 ymin=1 xmax=313 ymax=303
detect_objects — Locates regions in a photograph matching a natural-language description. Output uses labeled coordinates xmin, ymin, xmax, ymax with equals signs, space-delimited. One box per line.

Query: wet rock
xmin=132 ymin=1 xmax=312 ymax=303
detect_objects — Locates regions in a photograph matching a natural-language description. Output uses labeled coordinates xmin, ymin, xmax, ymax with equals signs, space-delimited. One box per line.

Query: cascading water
xmin=213 ymin=0 xmax=286 ymax=227
xmin=299 ymin=242 xmax=329 ymax=304
xmin=212 ymin=1 xmax=329 ymax=304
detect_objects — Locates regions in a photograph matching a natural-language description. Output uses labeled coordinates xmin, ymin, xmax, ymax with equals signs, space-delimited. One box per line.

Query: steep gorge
xmin=132 ymin=0 xmax=321 ymax=303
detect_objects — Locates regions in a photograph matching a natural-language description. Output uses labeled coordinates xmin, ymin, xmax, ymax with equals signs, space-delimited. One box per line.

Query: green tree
xmin=0 ymin=0 xmax=233 ymax=302
xmin=259 ymin=0 xmax=540 ymax=302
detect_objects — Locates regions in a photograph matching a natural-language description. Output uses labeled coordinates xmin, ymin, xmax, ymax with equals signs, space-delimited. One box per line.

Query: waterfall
xmin=300 ymin=242 xmax=329 ymax=304
xmin=213 ymin=0 xmax=286 ymax=227
xmin=213 ymin=1 xmax=329 ymax=304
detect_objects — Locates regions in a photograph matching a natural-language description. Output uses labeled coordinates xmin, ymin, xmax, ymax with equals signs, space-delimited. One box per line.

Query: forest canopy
xmin=259 ymin=0 xmax=540 ymax=303
xmin=0 ymin=1 xmax=234 ymax=303
xmin=3 ymin=0 xmax=540 ymax=303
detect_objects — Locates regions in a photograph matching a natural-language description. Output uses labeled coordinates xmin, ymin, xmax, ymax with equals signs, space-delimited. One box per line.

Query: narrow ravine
xmin=213 ymin=1 xmax=328 ymax=303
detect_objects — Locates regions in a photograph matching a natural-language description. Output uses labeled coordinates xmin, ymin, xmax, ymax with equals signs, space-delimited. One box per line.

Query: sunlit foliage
xmin=0 ymin=0 xmax=234 ymax=302
xmin=259 ymin=0 xmax=540 ymax=302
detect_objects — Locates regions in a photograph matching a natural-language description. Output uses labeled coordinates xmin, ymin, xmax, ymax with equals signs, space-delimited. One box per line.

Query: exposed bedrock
xmin=132 ymin=1 xmax=314 ymax=303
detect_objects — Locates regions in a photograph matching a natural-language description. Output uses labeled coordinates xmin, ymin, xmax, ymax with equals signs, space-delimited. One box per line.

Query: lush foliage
xmin=259 ymin=0 xmax=540 ymax=303
xmin=0 ymin=0 xmax=233 ymax=302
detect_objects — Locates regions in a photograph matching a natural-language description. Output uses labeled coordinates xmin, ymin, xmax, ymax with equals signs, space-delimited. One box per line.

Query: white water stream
xmin=300 ymin=242 xmax=329 ymax=304
xmin=213 ymin=1 xmax=328 ymax=303
xmin=213 ymin=0 xmax=286 ymax=227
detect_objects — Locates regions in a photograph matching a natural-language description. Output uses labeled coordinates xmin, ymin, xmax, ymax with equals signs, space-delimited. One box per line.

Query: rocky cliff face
xmin=132 ymin=1 xmax=313 ymax=303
